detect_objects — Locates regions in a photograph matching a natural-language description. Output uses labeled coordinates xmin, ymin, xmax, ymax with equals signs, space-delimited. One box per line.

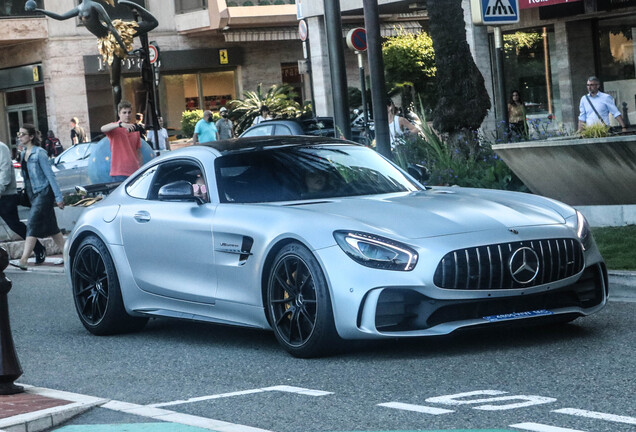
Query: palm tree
xmin=229 ymin=83 xmax=302 ymax=135
xmin=426 ymin=0 xmax=491 ymax=155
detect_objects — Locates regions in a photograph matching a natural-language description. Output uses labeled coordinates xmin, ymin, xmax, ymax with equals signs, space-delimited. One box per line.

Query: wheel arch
xmin=68 ymin=229 xmax=111 ymax=266
xmin=260 ymin=237 xmax=332 ymax=326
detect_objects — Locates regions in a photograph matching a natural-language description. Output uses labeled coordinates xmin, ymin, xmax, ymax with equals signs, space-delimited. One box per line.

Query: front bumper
xmin=316 ymin=227 xmax=608 ymax=340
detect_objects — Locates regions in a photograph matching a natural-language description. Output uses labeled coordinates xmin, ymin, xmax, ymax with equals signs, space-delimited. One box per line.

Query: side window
xmin=126 ymin=165 xmax=158 ymax=199
xmin=242 ymin=125 xmax=274 ymax=137
xmin=147 ymin=160 xmax=207 ymax=202
xmin=274 ymin=125 xmax=293 ymax=135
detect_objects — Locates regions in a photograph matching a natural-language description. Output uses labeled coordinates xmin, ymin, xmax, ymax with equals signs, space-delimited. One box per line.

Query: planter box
xmin=493 ymin=135 xmax=636 ymax=206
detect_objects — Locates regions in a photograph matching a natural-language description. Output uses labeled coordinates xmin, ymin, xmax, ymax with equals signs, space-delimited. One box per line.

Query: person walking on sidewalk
xmin=10 ymin=124 xmax=65 ymax=271
xmin=0 ymin=140 xmax=47 ymax=264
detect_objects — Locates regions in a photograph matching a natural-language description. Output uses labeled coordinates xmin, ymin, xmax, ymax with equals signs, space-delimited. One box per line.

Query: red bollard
xmin=0 ymin=247 xmax=23 ymax=395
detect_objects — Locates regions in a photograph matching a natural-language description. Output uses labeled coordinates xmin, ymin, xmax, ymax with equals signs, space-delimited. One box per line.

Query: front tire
xmin=267 ymin=242 xmax=339 ymax=358
xmin=71 ymin=235 xmax=147 ymax=335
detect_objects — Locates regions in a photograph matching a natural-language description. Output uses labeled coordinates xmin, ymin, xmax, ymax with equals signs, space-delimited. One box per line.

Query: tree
xmin=426 ymin=0 xmax=491 ymax=153
xmin=229 ymin=83 xmax=302 ymax=135
xmin=382 ymin=29 xmax=436 ymax=111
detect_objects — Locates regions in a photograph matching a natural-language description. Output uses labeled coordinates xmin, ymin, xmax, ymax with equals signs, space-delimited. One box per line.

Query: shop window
xmin=597 ymin=16 xmax=636 ymax=125
xmin=281 ymin=63 xmax=302 ymax=105
xmin=6 ymin=89 xmax=32 ymax=106
xmin=175 ymin=0 xmax=207 ymax=13
xmin=501 ymin=27 xmax=561 ymax=133
xmin=598 ymin=19 xmax=635 ymax=82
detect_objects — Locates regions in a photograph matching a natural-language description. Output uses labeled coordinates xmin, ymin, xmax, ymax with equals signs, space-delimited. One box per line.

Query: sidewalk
xmin=0 ymin=386 xmax=106 ymax=432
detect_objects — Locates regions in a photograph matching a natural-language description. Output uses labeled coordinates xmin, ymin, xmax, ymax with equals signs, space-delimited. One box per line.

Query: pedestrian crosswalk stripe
xmin=485 ymin=0 xmax=515 ymax=17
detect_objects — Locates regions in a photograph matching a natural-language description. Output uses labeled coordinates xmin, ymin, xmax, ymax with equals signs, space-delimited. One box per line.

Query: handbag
xmin=17 ymin=189 xmax=31 ymax=208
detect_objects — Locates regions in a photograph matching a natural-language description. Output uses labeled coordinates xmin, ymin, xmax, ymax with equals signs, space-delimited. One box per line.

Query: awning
xmin=223 ymin=20 xmax=422 ymax=43
xmin=223 ymin=27 xmax=298 ymax=42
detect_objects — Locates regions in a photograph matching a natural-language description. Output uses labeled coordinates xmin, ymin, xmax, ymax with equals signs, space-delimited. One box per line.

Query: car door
xmin=120 ymin=160 xmax=218 ymax=304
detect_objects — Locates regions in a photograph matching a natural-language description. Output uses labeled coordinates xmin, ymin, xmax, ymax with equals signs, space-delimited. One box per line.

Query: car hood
xmin=287 ymin=188 xmax=571 ymax=239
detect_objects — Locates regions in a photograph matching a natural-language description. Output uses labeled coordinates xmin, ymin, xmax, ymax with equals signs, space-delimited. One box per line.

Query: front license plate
xmin=483 ymin=309 xmax=553 ymax=322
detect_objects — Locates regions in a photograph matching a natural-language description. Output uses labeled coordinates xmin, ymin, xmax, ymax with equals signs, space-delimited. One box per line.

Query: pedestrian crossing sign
xmin=471 ymin=0 xmax=519 ymax=25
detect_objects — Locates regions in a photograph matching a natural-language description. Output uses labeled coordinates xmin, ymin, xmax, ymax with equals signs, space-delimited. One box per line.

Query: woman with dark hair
xmin=508 ymin=90 xmax=528 ymax=138
xmin=10 ymin=124 xmax=65 ymax=271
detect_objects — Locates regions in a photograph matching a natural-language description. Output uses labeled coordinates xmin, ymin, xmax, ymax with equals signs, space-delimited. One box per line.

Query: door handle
xmin=133 ymin=211 xmax=151 ymax=223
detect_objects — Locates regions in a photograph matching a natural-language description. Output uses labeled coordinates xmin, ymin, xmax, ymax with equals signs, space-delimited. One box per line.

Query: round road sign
xmin=148 ymin=44 xmax=159 ymax=64
xmin=298 ymin=20 xmax=308 ymax=42
xmin=346 ymin=28 xmax=367 ymax=52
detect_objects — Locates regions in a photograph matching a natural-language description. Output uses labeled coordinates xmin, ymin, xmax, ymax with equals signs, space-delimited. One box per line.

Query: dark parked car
xmin=240 ymin=117 xmax=368 ymax=144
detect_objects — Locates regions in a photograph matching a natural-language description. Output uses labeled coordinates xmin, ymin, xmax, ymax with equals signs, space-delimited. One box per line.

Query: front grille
xmin=433 ymin=238 xmax=584 ymax=290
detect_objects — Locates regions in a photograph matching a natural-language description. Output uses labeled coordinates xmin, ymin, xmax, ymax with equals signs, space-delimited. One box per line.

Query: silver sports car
xmin=65 ymin=136 xmax=608 ymax=357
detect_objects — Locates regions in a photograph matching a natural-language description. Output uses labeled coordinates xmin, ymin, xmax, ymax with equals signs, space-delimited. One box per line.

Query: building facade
xmin=0 ymin=0 xmax=307 ymax=149
xmin=3 ymin=0 xmax=636 ymax=152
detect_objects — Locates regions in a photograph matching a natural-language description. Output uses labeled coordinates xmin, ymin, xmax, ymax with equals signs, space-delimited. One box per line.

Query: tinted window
xmin=242 ymin=125 xmax=274 ymax=137
xmin=274 ymin=125 xmax=293 ymax=135
xmin=147 ymin=161 xmax=207 ymax=201
xmin=126 ymin=166 xmax=158 ymax=199
xmin=216 ymin=144 xmax=419 ymax=203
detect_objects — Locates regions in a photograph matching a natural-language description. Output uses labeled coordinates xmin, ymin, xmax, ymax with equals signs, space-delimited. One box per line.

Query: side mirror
xmin=158 ymin=180 xmax=202 ymax=203
xmin=407 ymin=163 xmax=430 ymax=183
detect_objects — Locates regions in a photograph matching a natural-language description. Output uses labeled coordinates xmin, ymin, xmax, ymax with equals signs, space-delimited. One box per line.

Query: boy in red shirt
xmin=100 ymin=100 xmax=143 ymax=181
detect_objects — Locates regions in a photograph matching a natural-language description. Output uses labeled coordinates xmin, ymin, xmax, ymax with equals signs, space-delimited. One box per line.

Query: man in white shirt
xmin=146 ymin=116 xmax=170 ymax=151
xmin=578 ymin=76 xmax=627 ymax=131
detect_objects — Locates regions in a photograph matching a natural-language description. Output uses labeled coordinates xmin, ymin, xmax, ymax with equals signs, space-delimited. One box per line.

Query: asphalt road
xmin=5 ymin=270 xmax=636 ymax=432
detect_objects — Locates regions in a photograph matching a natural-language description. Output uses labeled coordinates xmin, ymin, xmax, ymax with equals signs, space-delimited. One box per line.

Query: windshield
xmin=56 ymin=143 xmax=92 ymax=164
xmin=216 ymin=144 xmax=420 ymax=203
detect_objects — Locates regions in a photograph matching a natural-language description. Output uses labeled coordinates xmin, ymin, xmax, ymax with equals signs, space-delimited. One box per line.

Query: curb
xmin=0 ymin=385 xmax=107 ymax=432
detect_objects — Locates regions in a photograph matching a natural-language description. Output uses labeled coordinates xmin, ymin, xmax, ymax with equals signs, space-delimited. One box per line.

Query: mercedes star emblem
xmin=509 ymin=247 xmax=540 ymax=284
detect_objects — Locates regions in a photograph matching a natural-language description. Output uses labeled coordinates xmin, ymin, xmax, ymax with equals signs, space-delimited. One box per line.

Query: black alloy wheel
xmin=72 ymin=235 xmax=147 ymax=335
xmin=267 ymin=242 xmax=339 ymax=357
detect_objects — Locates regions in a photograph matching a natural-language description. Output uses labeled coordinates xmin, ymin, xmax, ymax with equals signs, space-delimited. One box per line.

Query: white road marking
xmin=510 ymin=422 xmax=586 ymax=432
xmin=147 ymin=385 xmax=333 ymax=408
xmin=554 ymin=408 xmax=636 ymax=425
xmin=103 ymin=400 xmax=273 ymax=432
xmin=377 ymin=402 xmax=455 ymax=415
xmin=426 ymin=390 xmax=556 ymax=411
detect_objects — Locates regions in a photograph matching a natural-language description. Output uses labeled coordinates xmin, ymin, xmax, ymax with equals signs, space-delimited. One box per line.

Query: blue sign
xmin=478 ymin=0 xmax=519 ymax=24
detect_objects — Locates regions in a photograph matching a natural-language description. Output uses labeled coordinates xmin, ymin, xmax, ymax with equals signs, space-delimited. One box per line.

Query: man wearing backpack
xmin=43 ymin=130 xmax=64 ymax=158
xmin=70 ymin=117 xmax=87 ymax=145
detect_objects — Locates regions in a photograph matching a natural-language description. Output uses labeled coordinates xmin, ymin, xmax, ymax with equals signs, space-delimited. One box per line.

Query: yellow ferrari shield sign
xmin=219 ymin=49 xmax=229 ymax=65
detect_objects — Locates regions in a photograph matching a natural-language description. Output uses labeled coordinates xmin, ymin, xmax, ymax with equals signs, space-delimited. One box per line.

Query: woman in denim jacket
xmin=10 ymin=124 xmax=65 ymax=270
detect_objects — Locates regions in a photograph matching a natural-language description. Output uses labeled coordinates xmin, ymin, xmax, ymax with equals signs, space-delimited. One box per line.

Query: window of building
xmin=597 ymin=16 xmax=636 ymax=125
xmin=501 ymin=26 xmax=561 ymax=134
xmin=0 ymin=0 xmax=43 ymax=18
xmin=175 ymin=0 xmax=207 ymax=14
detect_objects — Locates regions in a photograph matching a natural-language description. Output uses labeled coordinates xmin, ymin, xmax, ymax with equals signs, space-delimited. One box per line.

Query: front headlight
xmin=575 ymin=210 xmax=592 ymax=250
xmin=333 ymin=231 xmax=418 ymax=271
